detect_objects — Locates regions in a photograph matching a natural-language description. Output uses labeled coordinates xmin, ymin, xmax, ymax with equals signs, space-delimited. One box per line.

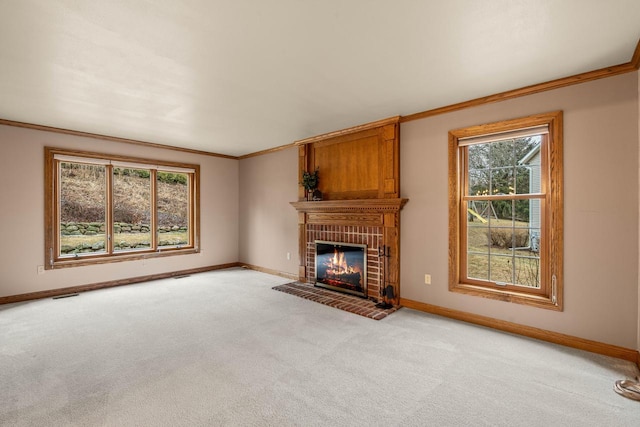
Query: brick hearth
xmin=272 ymin=281 xmax=398 ymax=320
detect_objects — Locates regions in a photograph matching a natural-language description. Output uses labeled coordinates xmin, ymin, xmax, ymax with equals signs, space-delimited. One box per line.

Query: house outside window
xmin=448 ymin=111 xmax=563 ymax=310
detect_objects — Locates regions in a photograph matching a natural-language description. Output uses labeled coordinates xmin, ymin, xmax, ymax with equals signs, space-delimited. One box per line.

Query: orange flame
xmin=327 ymin=248 xmax=356 ymax=275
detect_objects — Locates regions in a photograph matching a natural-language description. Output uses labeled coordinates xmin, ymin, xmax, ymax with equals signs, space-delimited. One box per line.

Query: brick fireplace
xmin=292 ymin=116 xmax=406 ymax=305
xmin=291 ymin=199 xmax=407 ymax=305
xmin=311 ymin=228 xmax=380 ymax=298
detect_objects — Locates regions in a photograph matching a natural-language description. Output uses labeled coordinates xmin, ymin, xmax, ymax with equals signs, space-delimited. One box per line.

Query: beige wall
xmin=401 ymin=72 xmax=639 ymax=349
xmin=0 ymin=125 xmax=239 ymax=298
xmin=1 ymin=72 xmax=638 ymax=352
xmin=234 ymin=72 xmax=640 ymax=350
xmin=238 ymin=148 xmax=299 ymax=275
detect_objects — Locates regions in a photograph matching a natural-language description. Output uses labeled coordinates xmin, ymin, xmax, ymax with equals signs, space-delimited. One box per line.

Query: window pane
xmin=490 ymin=167 xmax=514 ymax=195
xmin=515 ymin=165 xmax=531 ymax=195
xmin=517 ymin=136 xmax=541 ymax=195
xmin=490 ymin=200 xmax=513 ymax=222
xmin=489 ymin=140 xmax=515 ymax=168
xmin=523 ymin=200 xmax=541 ymax=253
xmin=468 ymin=143 xmax=489 ymax=170
xmin=467 ymin=199 xmax=489 ymax=281
xmin=468 ymin=170 xmax=489 ymax=196
xmin=514 ymin=256 xmax=541 ymax=288
xmin=489 ymin=255 xmax=513 ymax=284
xmin=468 ymin=200 xmax=496 ymax=222
xmin=113 ymin=168 xmax=152 ymax=252
xmin=492 ymin=226 xmax=531 ymax=249
xmin=467 ymin=254 xmax=489 ymax=281
xmin=59 ymin=162 xmax=107 ymax=256
xmin=488 ymin=227 xmax=514 ymax=252
xmin=514 ymin=199 xmax=530 ymax=225
xmin=467 ymin=222 xmax=489 ymax=250
xmin=157 ymin=172 xmax=190 ymax=248
xmin=529 ymin=227 xmax=541 ymax=253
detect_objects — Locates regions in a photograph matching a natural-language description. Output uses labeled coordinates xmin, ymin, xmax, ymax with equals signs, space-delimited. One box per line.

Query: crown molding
xmin=0 ymin=118 xmax=238 ymax=160
xmin=294 ymin=116 xmax=400 ymax=146
xmin=400 ymin=38 xmax=640 ymax=123
xmin=238 ymin=142 xmax=296 ymax=160
xmin=631 ymin=38 xmax=640 ymax=69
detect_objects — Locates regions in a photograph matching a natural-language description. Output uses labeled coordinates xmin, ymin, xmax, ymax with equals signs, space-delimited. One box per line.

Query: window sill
xmin=450 ymin=282 xmax=562 ymax=311
xmin=47 ymin=247 xmax=198 ymax=270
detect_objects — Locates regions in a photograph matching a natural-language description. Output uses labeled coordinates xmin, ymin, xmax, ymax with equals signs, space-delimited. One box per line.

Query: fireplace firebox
xmin=314 ymin=240 xmax=367 ymax=298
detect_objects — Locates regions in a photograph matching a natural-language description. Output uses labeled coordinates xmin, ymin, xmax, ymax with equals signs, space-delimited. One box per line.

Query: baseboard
xmin=240 ymin=263 xmax=299 ymax=281
xmin=400 ymin=298 xmax=640 ymax=367
xmin=0 ymin=262 xmax=241 ymax=305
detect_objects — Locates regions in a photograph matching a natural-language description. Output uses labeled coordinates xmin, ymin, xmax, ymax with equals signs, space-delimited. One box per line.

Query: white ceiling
xmin=1 ymin=1 xmax=639 ymax=157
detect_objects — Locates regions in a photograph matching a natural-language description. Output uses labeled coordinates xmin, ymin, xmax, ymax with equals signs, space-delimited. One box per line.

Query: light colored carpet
xmin=1 ymin=268 xmax=639 ymax=426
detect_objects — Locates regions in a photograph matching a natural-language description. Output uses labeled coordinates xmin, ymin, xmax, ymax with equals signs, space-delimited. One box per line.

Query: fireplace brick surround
xmin=291 ymin=199 xmax=407 ymax=304
xmin=307 ymin=225 xmax=382 ymax=297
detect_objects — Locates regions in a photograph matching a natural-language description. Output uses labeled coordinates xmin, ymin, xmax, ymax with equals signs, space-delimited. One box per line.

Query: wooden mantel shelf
xmin=290 ymin=198 xmax=408 ymax=213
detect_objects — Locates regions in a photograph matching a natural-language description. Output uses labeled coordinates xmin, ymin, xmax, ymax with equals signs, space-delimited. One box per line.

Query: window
xmin=45 ymin=148 xmax=200 ymax=269
xmin=448 ymin=111 xmax=563 ymax=310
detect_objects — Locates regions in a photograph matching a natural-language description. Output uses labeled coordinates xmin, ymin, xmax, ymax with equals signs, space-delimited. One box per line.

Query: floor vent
xmin=53 ymin=293 xmax=79 ymax=300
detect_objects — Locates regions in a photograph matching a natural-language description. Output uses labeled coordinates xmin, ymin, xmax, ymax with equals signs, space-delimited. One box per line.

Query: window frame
xmin=45 ymin=147 xmax=200 ymax=269
xmin=448 ymin=111 xmax=563 ymax=310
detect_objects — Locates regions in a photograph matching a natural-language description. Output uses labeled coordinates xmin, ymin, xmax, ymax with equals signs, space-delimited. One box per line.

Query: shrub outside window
xmin=448 ymin=111 xmax=563 ymax=310
xmin=45 ymin=148 xmax=200 ymax=269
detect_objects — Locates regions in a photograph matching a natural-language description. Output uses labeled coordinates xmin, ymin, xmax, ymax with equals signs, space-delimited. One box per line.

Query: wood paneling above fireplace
xmin=291 ymin=117 xmax=407 ymax=305
xmin=295 ymin=116 xmax=400 ymax=201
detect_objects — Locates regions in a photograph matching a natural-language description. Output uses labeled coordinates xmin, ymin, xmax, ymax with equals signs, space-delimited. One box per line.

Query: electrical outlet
xmin=287 ymin=252 xmax=291 ymax=260
xmin=37 ymin=265 xmax=45 ymax=275
xmin=424 ymin=274 xmax=431 ymax=285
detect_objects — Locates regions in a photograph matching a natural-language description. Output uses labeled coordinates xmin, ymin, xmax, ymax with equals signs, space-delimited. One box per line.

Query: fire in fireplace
xmin=315 ymin=240 xmax=367 ymax=297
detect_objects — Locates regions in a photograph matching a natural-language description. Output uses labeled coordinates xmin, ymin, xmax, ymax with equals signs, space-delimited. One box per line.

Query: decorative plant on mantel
xmin=300 ymin=168 xmax=319 ymax=200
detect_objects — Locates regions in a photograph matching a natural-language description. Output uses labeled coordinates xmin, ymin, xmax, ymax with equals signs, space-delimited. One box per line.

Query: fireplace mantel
xmin=290 ymin=198 xmax=408 ymax=214
xmin=292 ymin=118 xmax=406 ymax=305
xmin=291 ymin=198 xmax=408 ymax=305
